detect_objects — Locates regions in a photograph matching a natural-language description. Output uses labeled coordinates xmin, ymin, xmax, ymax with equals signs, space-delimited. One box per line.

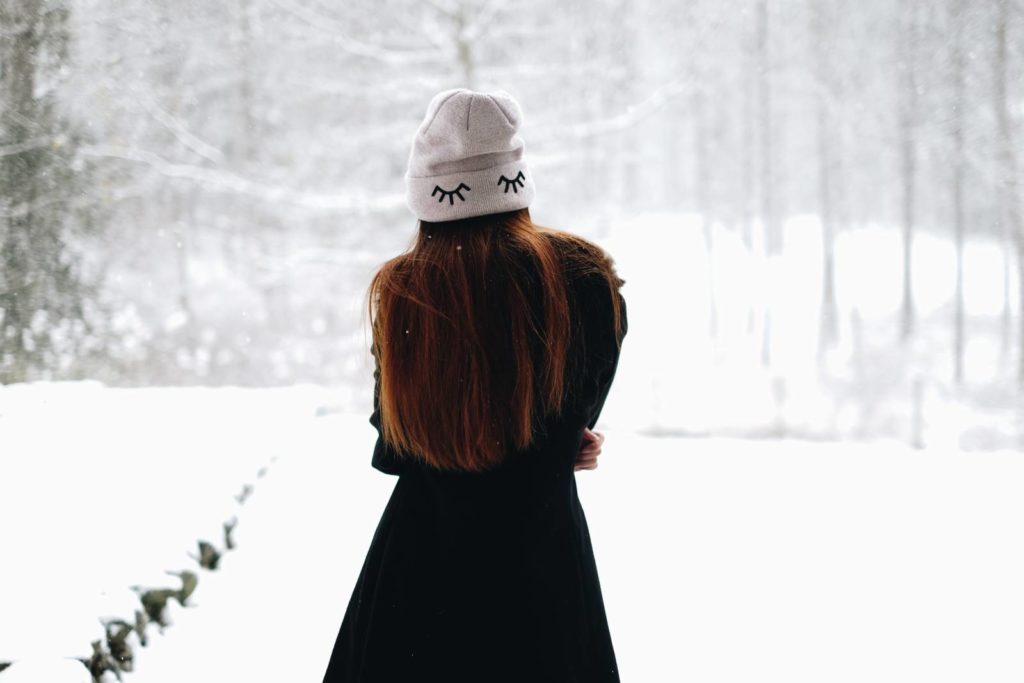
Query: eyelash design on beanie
xmin=432 ymin=182 xmax=471 ymax=204
xmin=497 ymin=170 xmax=525 ymax=194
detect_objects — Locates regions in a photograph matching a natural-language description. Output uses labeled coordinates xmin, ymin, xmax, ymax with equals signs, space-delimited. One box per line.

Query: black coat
xmin=322 ymin=269 xmax=628 ymax=683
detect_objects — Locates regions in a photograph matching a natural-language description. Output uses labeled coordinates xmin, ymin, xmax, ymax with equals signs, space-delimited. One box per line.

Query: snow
xmin=3 ymin=211 xmax=1024 ymax=681
xmin=1 ymin=384 xmax=1023 ymax=682
xmin=0 ymin=381 xmax=344 ymax=673
xmin=599 ymin=212 xmax=1023 ymax=447
xmin=594 ymin=434 xmax=1024 ymax=682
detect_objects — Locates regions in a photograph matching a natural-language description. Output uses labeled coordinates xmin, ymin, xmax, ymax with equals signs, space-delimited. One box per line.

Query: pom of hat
xmin=404 ymin=88 xmax=536 ymax=222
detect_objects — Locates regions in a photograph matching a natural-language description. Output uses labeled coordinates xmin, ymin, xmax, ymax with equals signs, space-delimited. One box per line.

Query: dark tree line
xmin=0 ymin=0 xmax=104 ymax=384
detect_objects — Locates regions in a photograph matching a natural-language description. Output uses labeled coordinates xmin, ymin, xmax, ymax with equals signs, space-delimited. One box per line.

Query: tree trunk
xmin=993 ymin=0 xmax=1024 ymax=385
xmin=454 ymin=1 xmax=475 ymax=89
xmin=950 ymin=0 xmax=966 ymax=386
xmin=0 ymin=0 xmax=40 ymax=384
xmin=689 ymin=3 xmax=718 ymax=341
xmin=741 ymin=5 xmax=757 ymax=336
xmin=756 ymin=0 xmax=775 ymax=367
xmin=898 ymin=0 xmax=919 ymax=343
xmin=815 ymin=0 xmax=839 ymax=359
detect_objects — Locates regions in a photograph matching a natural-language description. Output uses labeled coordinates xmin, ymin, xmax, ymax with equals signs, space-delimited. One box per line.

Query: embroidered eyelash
xmin=497 ymin=170 xmax=525 ymax=194
xmin=432 ymin=183 xmax=471 ymax=204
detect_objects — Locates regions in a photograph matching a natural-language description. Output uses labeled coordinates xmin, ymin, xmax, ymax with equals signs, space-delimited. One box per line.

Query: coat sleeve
xmin=369 ymin=344 xmax=407 ymax=476
xmin=586 ymin=288 xmax=628 ymax=431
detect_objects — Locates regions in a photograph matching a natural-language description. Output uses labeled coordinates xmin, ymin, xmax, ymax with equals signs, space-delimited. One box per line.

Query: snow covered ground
xmin=0 ymin=382 xmax=342 ymax=680
xmin=2 ymin=383 xmax=1023 ymax=682
xmin=3 ymin=211 xmax=1024 ymax=681
xmin=599 ymin=212 xmax=1024 ymax=449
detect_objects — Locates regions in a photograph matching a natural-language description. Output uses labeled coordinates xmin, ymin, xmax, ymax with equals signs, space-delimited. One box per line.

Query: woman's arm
xmin=369 ymin=343 xmax=407 ymax=476
xmin=586 ymin=290 xmax=628 ymax=431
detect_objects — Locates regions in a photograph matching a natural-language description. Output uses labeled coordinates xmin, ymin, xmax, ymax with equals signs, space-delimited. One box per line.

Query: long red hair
xmin=365 ymin=207 xmax=624 ymax=473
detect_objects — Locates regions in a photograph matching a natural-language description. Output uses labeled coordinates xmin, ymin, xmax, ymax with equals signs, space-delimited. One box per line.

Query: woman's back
xmin=372 ymin=237 xmax=626 ymax=475
xmin=322 ymin=87 xmax=627 ymax=683
xmin=323 ymin=253 xmax=628 ymax=683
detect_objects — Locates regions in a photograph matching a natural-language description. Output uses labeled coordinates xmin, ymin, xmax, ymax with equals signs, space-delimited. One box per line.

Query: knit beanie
xmin=404 ymin=88 xmax=535 ymax=222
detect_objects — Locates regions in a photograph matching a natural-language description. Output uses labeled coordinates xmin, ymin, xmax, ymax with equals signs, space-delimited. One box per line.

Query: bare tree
xmin=993 ymin=0 xmax=1024 ymax=384
xmin=897 ymin=0 xmax=920 ymax=343
xmin=948 ymin=0 xmax=967 ymax=386
xmin=755 ymin=0 xmax=778 ymax=367
xmin=687 ymin=0 xmax=719 ymax=340
xmin=0 ymin=0 xmax=103 ymax=384
xmin=813 ymin=0 xmax=840 ymax=358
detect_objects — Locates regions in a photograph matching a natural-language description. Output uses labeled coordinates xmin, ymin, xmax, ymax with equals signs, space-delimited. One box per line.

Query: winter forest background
xmin=3 ymin=0 xmax=1024 ymax=681
xmin=3 ymin=0 xmax=1024 ymax=447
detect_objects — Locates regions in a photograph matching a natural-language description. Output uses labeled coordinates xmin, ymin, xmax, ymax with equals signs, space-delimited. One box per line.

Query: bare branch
xmin=462 ymin=0 xmax=505 ymax=43
xmin=136 ymin=94 xmax=225 ymax=165
xmin=534 ymin=78 xmax=694 ymax=143
xmin=0 ymin=136 xmax=53 ymax=158
xmin=78 ymin=144 xmax=406 ymax=214
xmin=268 ymin=0 xmax=444 ymax=66
xmin=423 ymin=0 xmax=460 ymax=19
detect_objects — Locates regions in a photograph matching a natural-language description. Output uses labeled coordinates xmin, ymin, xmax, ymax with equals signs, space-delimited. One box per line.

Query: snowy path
xmin=2 ymin=385 xmax=1023 ymax=681
xmin=0 ymin=382 xmax=350 ymax=681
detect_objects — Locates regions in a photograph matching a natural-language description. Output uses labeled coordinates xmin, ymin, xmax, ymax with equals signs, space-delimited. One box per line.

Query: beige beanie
xmin=404 ymin=88 xmax=535 ymax=222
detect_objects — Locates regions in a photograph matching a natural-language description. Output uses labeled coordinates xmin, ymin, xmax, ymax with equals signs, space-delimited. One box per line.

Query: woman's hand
xmin=575 ymin=428 xmax=605 ymax=471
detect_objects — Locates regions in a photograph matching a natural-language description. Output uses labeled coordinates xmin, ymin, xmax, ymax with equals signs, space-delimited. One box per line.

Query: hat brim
xmin=405 ymin=159 xmax=535 ymax=222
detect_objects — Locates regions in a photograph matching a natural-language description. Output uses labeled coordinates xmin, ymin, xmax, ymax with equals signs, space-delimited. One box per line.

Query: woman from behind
xmin=322 ymin=88 xmax=628 ymax=683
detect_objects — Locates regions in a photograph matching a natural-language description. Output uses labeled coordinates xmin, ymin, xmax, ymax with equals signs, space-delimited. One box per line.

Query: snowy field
xmin=1 ymin=383 xmax=1023 ymax=682
xmin=3 ymin=211 xmax=1024 ymax=681
xmin=600 ymin=212 xmax=1024 ymax=449
xmin=5 ymin=0 xmax=1021 ymax=676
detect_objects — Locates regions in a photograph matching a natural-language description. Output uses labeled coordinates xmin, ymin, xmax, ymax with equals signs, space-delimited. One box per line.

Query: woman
xmin=322 ymin=88 xmax=628 ymax=683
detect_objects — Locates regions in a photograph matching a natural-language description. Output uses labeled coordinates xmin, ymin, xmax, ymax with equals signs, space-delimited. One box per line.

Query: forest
xmin=2 ymin=2 xmax=1024 ymax=681
xmin=1 ymin=0 xmax=1022 ymax=445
